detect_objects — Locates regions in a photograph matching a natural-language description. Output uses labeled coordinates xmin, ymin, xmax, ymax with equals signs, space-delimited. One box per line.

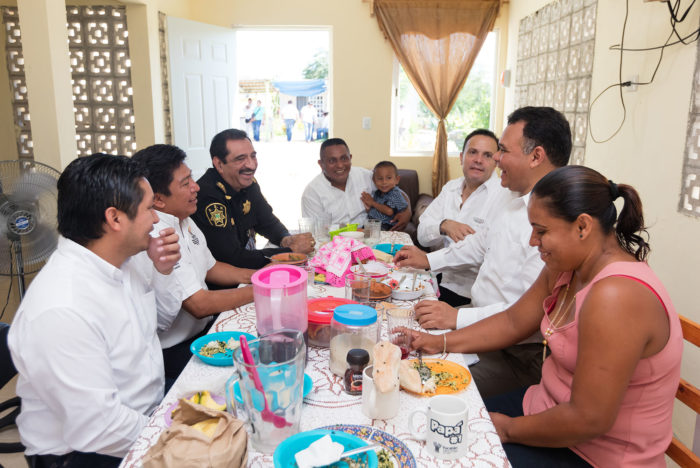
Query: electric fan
xmin=0 ymin=160 xmax=60 ymax=299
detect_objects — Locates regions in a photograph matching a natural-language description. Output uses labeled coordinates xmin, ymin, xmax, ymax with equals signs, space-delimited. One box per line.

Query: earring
xmin=579 ymin=234 xmax=583 ymax=239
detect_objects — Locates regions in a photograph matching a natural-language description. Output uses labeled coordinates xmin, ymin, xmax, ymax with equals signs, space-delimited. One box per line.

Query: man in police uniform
xmin=192 ymin=128 xmax=314 ymax=270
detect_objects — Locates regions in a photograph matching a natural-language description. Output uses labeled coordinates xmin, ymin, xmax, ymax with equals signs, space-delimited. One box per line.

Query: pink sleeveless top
xmin=522 ymin=262 xmax=682 ymax=468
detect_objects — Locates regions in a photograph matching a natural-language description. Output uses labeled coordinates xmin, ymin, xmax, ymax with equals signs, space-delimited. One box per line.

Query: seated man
xmin=192 ymin=129 xmax=314 ymax=270
xmin=417 ymin=129 xmax=511 ymax=307
xmin=8 ymin=153 xmax=180 ymax=467
xmin=133 ymin=144 xmax=256 ymax=381
xmin=396 ymin=107 xmax=572 ymax=398
xmin=301 ymin=138 xmax=411 ymax=229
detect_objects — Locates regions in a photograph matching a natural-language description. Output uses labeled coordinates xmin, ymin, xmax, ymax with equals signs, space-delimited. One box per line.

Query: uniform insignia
xmin=231 ymin=217 xmax=235 ymax=226
xmin=216 ymin=182 xmax=226 ymax=194
xmin=225 ymin=195 xmax=232 ymax=200
xmin=188 ymin=226 xmax=200 ymax=245
xmin=242 ymin=200 xmax=251 ymax=215
xmin=205 ymin=203 xmax=227 ymax=227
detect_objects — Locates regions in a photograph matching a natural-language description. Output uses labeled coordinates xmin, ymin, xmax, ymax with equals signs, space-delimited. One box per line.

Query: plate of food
xmin=190 ymin=331 xmax=256 ymax=366
xmin=269 ymin=252 xmax=308 ymax=265
xmin=164 ymin=391 xmax=225 ymax=426
xmin=318 ymin=424 xmax=416 ymax=468
xmin=391 ymin=278 xmax=429 ymax=301
xmin=274 ymin=428 xmax=379 ymax=468
xmin=373 ymin=243 xmax=404 ymax=256
xmin=350 ymin=261 xmax=390 ymax=279
xmin=399 ymin=358 xmax=471 ymax=396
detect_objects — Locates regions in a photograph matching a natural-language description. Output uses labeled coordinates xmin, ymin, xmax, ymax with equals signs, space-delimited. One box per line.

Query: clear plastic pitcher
xmin=230 ymin=330 xmax=306 ymax=453
xmin=251 ymin=265 xmax=308 ymax=341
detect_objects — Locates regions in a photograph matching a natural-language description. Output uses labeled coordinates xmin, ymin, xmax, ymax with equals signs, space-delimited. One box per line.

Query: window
xmin=391 ymin=32 xmax=498 ymax=156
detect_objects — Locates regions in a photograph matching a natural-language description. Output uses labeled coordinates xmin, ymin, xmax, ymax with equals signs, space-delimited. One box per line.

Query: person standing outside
xmin=251 ymin=100 xmax=264 ymax=142
xmin=280 ymin=99 xmax=299 ymax=142
xmin=301 ymin=101 xmax=316 ymax=143
xmin=242 ymin=97 xmax=254 ymax=136
xmin=8 ymin=154 xmax=181 ymax=467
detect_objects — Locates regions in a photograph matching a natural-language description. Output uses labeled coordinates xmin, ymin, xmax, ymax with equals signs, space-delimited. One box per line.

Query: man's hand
xmin=393 ymin=245 xmax=430 ymax=269
xmin=360 ymin=191 xmax=375 ymax=209
xmin=282 ymin=233 xmax=315 ymax=254
xmin=440 ymin=219 xmax=475 ymax=242
xmin=147 ymin=228 xmax=180 ymax=275
xmin=404 ymin=328 xmax=444 ymax=354
xmin=415 ymin=299 xmax=458 ymax=330
xmin=390 ymin=208 xmax=411 ymax=231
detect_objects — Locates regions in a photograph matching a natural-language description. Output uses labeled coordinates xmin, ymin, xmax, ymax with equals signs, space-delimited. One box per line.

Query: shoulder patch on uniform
xmin=216 ymin=182 xmax=227 ymax=194
xmin=205 ymin=203 xmax=227 ymax=227
xmin=242 ymin=200 xmax=251 ymax=215
xmin=225 ymin=195 xmax=232 ymax=200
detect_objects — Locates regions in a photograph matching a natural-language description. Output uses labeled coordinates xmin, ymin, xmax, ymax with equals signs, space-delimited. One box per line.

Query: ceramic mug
xmin=408 ymin=394 xmax=469 ymax=460
xmin=361 ymin=365 xmax=399 ymax=419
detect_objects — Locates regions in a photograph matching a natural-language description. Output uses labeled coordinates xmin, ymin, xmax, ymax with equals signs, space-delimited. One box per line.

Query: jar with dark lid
xmin=344 ymin=348 xmax=370 ymax=395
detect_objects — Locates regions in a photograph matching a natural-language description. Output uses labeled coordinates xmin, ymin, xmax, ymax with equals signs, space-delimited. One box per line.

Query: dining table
xmin=119 ymin=231 xmax=510 ymax=468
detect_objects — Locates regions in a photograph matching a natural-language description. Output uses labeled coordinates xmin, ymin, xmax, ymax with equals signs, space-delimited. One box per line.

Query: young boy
xmin=361 ymin=161 xmax=408 ymax=230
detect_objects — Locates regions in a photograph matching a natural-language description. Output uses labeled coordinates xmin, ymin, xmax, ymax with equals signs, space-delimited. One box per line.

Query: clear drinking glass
xmin=298 ymin=217 xmax=314 ymax=235
xmin=387 ymin=307 xmax=416 ymax=359
xmin=345 ymin=275 xmax=371 ymax=305
xmin=313 ymin=214 xmax=332 ymax=245
xmin=365 ymin=219 xmax=382 ymax=246
xmin=231 ymin=330 xmax=306 ymax=453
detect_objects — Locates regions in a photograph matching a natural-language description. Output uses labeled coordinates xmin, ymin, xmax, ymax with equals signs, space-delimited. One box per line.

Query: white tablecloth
xmin=120 ymin=232 xmax=510 ymax=467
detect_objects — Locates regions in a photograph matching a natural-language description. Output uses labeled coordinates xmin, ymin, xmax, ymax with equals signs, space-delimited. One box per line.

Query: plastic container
xmin=329 ymin=304 xmax=379 ymax=376
xmin=307 ymin=297 xmax=357 ymax=348
xmin=251 ymin=265 xmax=308 ymax=340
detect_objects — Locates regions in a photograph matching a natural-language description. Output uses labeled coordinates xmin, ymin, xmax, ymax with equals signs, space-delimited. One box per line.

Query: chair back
xmin=667 ymin=315 xmax=700 ymax=467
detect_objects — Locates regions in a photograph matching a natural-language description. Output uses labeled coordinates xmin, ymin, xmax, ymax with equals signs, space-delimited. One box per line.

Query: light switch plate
xmin=362 ymin=117 xmax=372 ymax=130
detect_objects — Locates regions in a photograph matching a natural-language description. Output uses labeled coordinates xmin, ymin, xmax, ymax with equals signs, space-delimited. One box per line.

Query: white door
xmin=167 ymin=16 xmax=236 ymax=179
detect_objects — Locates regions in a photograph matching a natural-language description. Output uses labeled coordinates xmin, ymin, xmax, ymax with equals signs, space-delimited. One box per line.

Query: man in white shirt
xmin=280 ymin=99 xmax=299 ymax=142
xmin=300 ymin=101 xmax=317 ymax=142
xmin=396 ymin=107 xmax=572 ymax=397
xmin=301 ymin=138 xmax=412 ymax=229
xmin=8 ymin=154 xmax=181 ymax=467
xmin=417 ymin=129 xmax=512 ymax=307
xmin=133 ymin=144 xmax=256 ymax=382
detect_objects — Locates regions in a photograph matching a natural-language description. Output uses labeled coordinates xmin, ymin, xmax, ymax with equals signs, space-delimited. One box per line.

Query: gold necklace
xmin=542 ymin=277 xmax=577 ymax=363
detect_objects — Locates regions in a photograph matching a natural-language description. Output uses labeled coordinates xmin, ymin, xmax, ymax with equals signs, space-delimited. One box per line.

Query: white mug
xmin=361 ymin=365 xmax=399 ymax=420
xmin=408 ymin=394 xmax=469 ymax=460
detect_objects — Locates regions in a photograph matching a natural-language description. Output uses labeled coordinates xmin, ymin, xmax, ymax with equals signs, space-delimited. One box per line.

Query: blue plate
xmin=320 ymin=424 xmax=416 ymax=468
xmin=273 ymin=429 xmax=378 ymax=468
xmin=233 ymin=373 xmax=312 ymax=406
xmin=190 ymin=331 xmax=256 ymax=366
xmin=374 ymin=243 xmax=404 ymax=256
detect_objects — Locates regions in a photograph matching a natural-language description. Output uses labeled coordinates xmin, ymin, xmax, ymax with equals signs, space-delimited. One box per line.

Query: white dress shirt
xmin=419 ymin=174 xmax=512 ymax=297
xmin=301 ymin=166 xmax=373 ymax=226
xmin=8 ymin=237 xmax=169 ymax=457
xmin=150 ymin=211 xmax=217 ymax=349
xmin=428 ymin=193 xmax=545 ymax=340
xmin=281 ymin=104 xmax=299 ymax=121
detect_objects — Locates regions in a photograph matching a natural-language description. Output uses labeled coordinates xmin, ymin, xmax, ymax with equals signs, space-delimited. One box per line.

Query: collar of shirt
xmin=58 ymin=236 xmax=123 ymax=282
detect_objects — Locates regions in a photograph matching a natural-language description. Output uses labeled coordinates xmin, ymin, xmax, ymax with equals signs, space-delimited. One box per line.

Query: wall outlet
xmin=362 ymin=117 xmax=372 ymax=130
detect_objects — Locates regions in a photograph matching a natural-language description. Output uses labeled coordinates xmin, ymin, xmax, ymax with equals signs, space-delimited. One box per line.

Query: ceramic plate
xmin=273 ymin=429 xmax=378 ymax=468
xmin=233 ymin=373 xmax=313 ymax=406
xmin=374 ymin=243 xmax=404 ymax=256
xmin=190 ymin=331 xmax=256 ymax=366
xmin=269 ymin=252 xmax=308 ymax=265
xmin=163 ymin=392 xmax=225 ymax=426
xmin=402 ymin=358 xmax=471 ymax=396
xmin=319 ymin=424 xmax=416 ymax=468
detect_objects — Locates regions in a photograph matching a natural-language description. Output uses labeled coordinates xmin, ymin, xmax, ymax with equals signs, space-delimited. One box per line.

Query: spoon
xmin=410 ymin=271 xmax=418 ymax=291
xmin=239 ymin=336 xmax=291 ymax=428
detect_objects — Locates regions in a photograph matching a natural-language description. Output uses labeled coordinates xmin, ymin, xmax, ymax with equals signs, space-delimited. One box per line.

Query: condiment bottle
xmin=344 ymin=348 xmax=370 ymax=395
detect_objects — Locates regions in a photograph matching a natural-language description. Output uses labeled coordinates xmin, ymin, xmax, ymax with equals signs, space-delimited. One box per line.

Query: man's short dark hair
xmin=462 ymin=129 xmax=499 ymax=153
xmin=507 ymin=106 xmax=571 ymax=167
xmin=132 ymin=144 xmax=186 ymax=196
xmin=320 ymin=138 xmax=349 ymax=160
xmin=57 ymin=153 xmax=146 ymax=246
xmin=210 ymin=128 xmax=250 ymax=163
xmin=373 ymin=160 xmax=398 ymax=176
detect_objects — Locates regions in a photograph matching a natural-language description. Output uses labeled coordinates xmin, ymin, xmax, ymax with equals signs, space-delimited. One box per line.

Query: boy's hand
xmin=360 ymin=191 xmax=375 ymax=208
xmin=440 ymin=220 xmax=475 ymax=242
xmin=147 ymin=228 xmax=181 ymax=275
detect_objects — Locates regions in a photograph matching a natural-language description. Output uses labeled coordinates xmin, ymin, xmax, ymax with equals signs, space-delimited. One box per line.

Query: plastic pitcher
xmin=230 ymin=330 xmax=306 ymax=453
xmin=251 ymin=265 xmax=308 ymax=340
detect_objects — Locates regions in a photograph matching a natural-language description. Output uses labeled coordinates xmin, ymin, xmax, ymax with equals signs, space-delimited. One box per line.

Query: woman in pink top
xmin=409 ymin=166 xmax=682 ymax=467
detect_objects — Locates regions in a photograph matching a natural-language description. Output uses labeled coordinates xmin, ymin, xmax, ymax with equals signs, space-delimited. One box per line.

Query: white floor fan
xmin=0 ymin=159 xmax=59 ymax=299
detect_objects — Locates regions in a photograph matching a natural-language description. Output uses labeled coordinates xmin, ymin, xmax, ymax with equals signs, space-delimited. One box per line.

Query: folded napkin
xmin=309 ymin=236 xmax=374 ymax=287
xmin=294 ymin=434 xmax=344 ymax=468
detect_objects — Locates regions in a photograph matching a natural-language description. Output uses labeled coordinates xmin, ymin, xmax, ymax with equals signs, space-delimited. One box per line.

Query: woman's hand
xmin=415 ymin=299 xmax=458 ymax=330
xmin=404 ymin=328 xmax=443 ymax=354
xmin=489 ymin=412 xmax=514 ymax=443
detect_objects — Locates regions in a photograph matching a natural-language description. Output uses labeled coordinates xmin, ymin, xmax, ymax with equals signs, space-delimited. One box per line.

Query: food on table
xmin=329 ymin=304 xmax=379 ymax=376
xmin=308 ymin=321 xmax=332 ymax=347
xmin=398 ymin=360 xmax=436 ymax=394
xmin=198 ymin=338 xmax=239 ymax=357
xmin=371 ymin=249 xmax=394 ymax=263
xmin=377 ymin=449 xmax=394 ymax=468
xmin=270 ymin=252 xmax=308 ymax=265
xmin=399 ymin=359 xmax=471 ymax=395
xmin=372 ymin=341 xmax=401 ymax=393
xmin=369 ymin=282 xmax=392 ymax=301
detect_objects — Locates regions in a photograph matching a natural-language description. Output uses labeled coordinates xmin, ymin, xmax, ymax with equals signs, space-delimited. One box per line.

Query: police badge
xmin=205 ymin=203 xmax=227 ymax=227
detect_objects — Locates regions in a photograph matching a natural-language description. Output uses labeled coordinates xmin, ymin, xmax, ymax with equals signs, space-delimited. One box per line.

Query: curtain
xmin=373 ymin=0 xmax=501 ymax=196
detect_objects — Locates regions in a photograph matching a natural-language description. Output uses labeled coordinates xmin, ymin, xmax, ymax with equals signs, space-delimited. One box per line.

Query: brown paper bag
xmin=143 ymin=398 xmax=248 ymax=468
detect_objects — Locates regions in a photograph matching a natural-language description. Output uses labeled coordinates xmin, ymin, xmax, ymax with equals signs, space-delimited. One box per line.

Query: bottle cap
xmin=346 ymin=348 xmax=370 ymax=367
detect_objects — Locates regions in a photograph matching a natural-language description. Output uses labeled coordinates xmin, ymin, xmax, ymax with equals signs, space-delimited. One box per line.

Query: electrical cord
xmin=0 ymin=256 xmax=13 ymax=323
xmin=589 ymin=0 xmax=698 ymax=143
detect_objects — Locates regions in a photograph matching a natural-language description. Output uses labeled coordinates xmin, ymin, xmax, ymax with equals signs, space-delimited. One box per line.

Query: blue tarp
xmin=271 ymin=79 xmax=327 ymax=97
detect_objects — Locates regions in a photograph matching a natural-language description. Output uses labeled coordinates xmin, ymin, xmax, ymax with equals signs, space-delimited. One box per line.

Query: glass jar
xmin=344 ymin=348 xmax=370 ymax=395
xmin=329 ymin=304 xmax=379 ymax=376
